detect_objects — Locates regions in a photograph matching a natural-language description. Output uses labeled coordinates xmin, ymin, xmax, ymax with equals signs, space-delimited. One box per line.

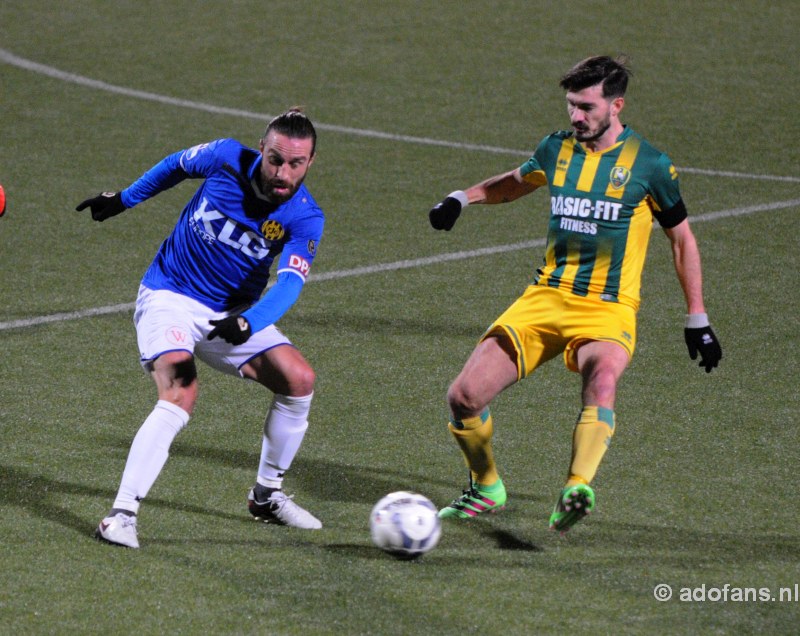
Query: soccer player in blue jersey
xmin=78 ymin=109 xmax=325 ymax=548
xmin=429 ymin=56 xmax=723 ymax=533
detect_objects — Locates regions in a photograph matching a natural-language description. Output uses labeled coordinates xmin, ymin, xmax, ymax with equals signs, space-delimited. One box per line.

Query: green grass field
xmin=2 ymin=1 xmax=799 ymax=634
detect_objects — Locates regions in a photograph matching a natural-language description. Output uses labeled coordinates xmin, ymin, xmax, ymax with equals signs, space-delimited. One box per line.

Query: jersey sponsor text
xmin=190 ymin=197 xmax=270 ymax=258
xmin=551 ymin=195 xmax=622 ymax=222
xmin=559 ymin=217 xmax=598 ymax=235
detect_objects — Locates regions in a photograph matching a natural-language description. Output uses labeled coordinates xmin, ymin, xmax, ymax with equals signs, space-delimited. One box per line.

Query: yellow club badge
xmin=261 ymin=219 xmax=285 ymax=241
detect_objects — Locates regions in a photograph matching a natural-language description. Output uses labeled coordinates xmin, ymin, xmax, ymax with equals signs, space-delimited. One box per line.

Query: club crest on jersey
xmin=261 ymin=220 xmax=285 ymax=241
xmin=609 ymin=166 xmax=631 ymax=189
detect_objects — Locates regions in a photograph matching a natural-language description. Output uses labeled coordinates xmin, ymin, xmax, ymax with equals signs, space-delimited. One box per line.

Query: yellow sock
xmin=448 ymin=410 xmax=500 ymax=487
xmin=566 ymin=406 xmax=615 ymax=487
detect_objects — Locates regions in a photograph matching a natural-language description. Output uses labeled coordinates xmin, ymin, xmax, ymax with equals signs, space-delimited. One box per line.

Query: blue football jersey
xmin=121 ymin=138 xmax=324 ymax=332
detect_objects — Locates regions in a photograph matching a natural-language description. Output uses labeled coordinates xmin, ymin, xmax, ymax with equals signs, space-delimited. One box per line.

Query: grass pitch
xmin=1 ymin=2 xmax=799 ymax=634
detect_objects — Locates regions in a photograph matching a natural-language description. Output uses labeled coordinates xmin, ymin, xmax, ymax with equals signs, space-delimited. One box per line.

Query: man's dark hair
xmin=559 ymin=55 xmax=632 ymax=98
xmin=264 ymin=107 xmax=317 ymax=155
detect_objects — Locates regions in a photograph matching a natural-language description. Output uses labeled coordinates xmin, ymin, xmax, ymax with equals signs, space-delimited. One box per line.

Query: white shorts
xmin=134 ymin=285 xmax=292 ymax=377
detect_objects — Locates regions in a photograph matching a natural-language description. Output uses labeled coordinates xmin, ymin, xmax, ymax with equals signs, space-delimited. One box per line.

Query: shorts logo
xmin=261 ymin=220 xmax=285 ymax=241
xmin=166 ymin=326 xmax=190 ymax=345
xmin=609 ymin=166 xmax=631 ymax=189
xmin=307 ymin=239 xmax=316 ymax=255
xmin=288 ymin=254 xmax=311 ymax=277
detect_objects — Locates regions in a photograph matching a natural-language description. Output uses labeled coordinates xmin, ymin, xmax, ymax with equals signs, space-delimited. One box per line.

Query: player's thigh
xmin=562 ymin=297 xmax=636 ymax=373
xmin=241 ymin=344 xmax=315 ymax=396
xmin=134 ymin=286 xmax=205 ymax=368
xmin=485 ymin=285 xmax=567 ymax=380
xmin=196 ymin=322 xmax=293 ymax=378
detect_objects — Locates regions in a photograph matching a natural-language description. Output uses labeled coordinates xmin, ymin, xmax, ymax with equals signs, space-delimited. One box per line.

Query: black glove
xmin=76 ymin=191 xmax=126 ymax=221
xmin=684 ymin=324 xmax=722 ymax=373
xmin=429 ymin=195 xmax=464 ymax=231
xmin=208 ymin=315 xmax=252 ymax=345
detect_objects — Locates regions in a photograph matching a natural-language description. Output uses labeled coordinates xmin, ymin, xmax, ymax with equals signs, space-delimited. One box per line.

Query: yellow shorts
xmin=481 ymin=285 xmax=637 ymax=378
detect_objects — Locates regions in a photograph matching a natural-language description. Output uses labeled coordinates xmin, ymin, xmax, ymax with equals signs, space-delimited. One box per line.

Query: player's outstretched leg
xmin=438 ymin=475 xmax=507 ymax=519
xmin=247 ymin=485 xmax=322 ymax=529
xmin=94 ymin=400 xmax=190 ymax=549
xmin=548 ymin=483 xmax=595 ymax=534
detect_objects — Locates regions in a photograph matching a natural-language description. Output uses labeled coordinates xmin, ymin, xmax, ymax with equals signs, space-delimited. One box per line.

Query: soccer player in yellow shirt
xmin=429 ymin=55 xmax=722 ymax=533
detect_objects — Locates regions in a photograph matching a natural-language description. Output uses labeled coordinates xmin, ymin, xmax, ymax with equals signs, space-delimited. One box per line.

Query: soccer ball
xmin=369 ymin=491 xmax=441 ymax=559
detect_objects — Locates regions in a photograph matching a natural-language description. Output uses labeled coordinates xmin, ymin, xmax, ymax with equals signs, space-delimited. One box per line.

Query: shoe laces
xmin=116 ymin=513 xmax=137 ymax=528
xmin=267 ymin=490 xmax=294 ymax=510
xmin=270 ymin=492 xmax=317 ymax=523
xmin=449 ymin=485 xmax=480 ymax=506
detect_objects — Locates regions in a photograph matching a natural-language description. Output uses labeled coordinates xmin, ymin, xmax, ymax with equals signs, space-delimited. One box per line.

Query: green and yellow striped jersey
xmin=520 ymin=126 xmax=682 ymax=311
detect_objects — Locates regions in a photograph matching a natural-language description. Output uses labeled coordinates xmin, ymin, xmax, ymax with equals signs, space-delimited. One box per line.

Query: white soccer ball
xmin=369 ymin=491 xmax=441 ymax=559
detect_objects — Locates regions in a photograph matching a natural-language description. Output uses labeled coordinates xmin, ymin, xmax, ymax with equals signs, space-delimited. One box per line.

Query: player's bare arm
xmin=665 ymin=219 xmax=722 ymax=372
xmin=465 ymin=168 xmax=538 ymax=205
xmin=429 ymin=168 xmax=538 ymax=231
xmin=664 ymin=219 xmax=706 ymax=315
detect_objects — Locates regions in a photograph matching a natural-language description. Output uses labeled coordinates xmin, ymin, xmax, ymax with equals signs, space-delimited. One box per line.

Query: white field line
xmin=2 ymin=48 xmax=799 ymax=183
xmin=1 ymin=198 xmax=798 ymax=332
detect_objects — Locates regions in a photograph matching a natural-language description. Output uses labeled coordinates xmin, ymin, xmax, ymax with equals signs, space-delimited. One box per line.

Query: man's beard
xmin=265 ymin=181 xmax=294 ymax=204
xmin=574 ymin=117 xmax=611 ymax=143
xmin=260 ymin=174 xmax=305 ymax=204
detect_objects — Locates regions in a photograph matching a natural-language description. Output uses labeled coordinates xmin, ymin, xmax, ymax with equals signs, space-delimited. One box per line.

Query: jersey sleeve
xmin=121 ymin=150 xmax=189 ymax=208
xmin=648 ymin=154 xmax=688 ymax=228
xmin=518 ymin=135 xmax=552 ymax=188
xmin=241 ymin=271 xmax=304 ymax=332
xmin=275 ymin=215 xmax=324 ymax=284
xmin=120 ymin=139 xmax=231 ymax=208
xmin=176 ymin=139 xmax=231 ymax=177
xmin=242 ymin=205 xmax=324 ymax=332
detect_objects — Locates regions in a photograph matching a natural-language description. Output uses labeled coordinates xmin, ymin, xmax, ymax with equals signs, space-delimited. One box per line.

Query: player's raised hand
xmin=208 ymin=315 xmax=252 ymax=345
xmin=429 ymin=191 xmax=469 ymax=231
xmin=684 ymin=314 xmax=722 ymax=373
xmin=76 ymin=191 xmax=126 ymax=221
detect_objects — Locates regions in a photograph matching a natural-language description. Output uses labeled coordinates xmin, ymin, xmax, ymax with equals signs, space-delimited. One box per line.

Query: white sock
xmin=256 ymin=393 xmax=312 ymax=489
xmin=112 ymin=400 xmax=189 ymax=514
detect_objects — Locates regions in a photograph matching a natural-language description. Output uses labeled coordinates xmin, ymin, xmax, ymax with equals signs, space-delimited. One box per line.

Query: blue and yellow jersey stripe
xmin=519 ymin=126 xmax=682 ymax=311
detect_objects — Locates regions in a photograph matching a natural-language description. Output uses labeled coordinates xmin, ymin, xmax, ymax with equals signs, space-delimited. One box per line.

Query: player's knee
xmin=158 ymin=383 xmax=198 ymax=415
xmin=286 ymin=364 xmax=316 ymax=397
xmin=583 ymin=368 xmax=618 ymax=406
xmin=152 ymin=351 xmax=199 ymax=414
xmin=446 ymin=381 xmax=485 ymax=420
